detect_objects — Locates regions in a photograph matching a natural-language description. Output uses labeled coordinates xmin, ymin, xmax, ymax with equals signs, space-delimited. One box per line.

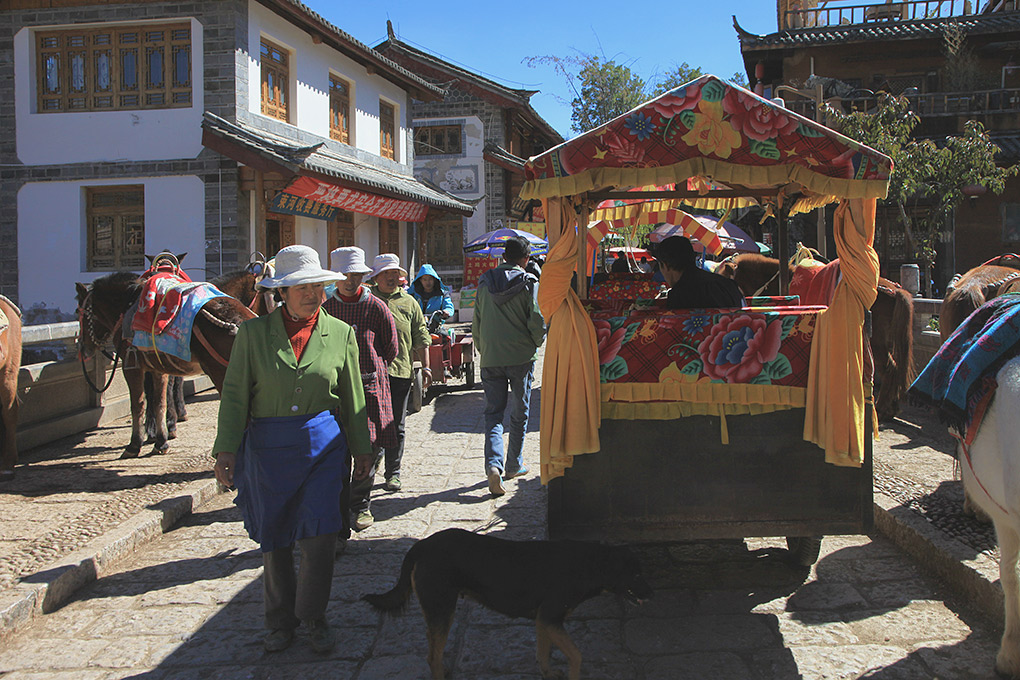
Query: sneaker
xmin=503 ymin=466 xmax=529 ymax=480
xmin=487 ymin=466 xmax=506 ymax=497
xmin=354 ymin=510 xmax=374 ymax=531
xmin=384 ymin=475 xmax=402 ymax=492
xmin=263 ymin=628 xmax=294 ymax=653
xmin=307 ymin=619 xmax=336 ymax=654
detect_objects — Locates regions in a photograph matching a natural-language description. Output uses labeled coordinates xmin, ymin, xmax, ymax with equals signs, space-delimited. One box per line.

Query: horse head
xmin=75 ymin=272 xmax=142 ymax=358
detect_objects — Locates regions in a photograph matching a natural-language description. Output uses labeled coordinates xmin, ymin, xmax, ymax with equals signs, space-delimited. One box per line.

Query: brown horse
xmin=76 ymin=271 xmax=255 ymax=457
xmin=940 ymin=255 xmax=1020 ymax=344
xmin=0 ymin=296 xmax=22 ymax=480
xmin=717 ymin=253 xmax=915 ymax=421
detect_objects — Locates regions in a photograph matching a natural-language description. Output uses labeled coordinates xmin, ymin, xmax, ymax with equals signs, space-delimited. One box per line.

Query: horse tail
xmin=889 ymin=286 xmax=915 ymax=392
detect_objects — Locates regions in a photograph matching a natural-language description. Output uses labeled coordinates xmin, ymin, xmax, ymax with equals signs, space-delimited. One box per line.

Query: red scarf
xmin=282 ymin=308 xmax=319 ymax=362
xmin=338 ymin=286 xmax=363 ymax=303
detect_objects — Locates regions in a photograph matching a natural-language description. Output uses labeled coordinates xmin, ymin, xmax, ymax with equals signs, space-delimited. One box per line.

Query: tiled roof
xmin=736 ymin=12 xmax=1020 ymax=50
xmin=202 ymin=113 xmax=475 ymax=215
xmin=991 ymin=132 xmax=1020 ymax=162
xmin=482 ymin=143 xmax=527 ymax=175
xmin=258 ymin=0 xmax=444 ymax=99
xmin=375 ymin=34 xmax=564 ymax=145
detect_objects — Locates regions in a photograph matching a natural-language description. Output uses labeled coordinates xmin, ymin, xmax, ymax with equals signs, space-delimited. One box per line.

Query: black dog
xmin=363 ymin=528 xmax=652 ymax=679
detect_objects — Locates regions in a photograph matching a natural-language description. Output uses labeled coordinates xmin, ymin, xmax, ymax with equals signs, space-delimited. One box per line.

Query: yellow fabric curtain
xmin=803 ymin=198 xmax=879 ymax=466
xmin=537 ymin=198 xmax=602 ymax=483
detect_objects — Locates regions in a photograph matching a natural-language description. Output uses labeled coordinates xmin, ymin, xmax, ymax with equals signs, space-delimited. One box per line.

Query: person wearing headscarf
xmin=212 ymin=244 xmax=373 ymax=654
xmin=323 ymin=246 xmax=399 ymax=537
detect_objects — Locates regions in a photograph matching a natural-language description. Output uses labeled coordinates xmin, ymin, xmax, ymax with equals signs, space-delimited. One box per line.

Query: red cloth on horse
xmin=130 ymin=268 xmax=194 ymax=335
xmin=790 ymin=259 xmax=842 ymax=306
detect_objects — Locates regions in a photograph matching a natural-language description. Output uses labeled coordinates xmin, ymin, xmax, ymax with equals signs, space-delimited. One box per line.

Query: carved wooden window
xmin=379 ymin=219 xmax=400 ymax=257
xmin=379 ymin=100 xmax=396 ymax=160
xmin=261 ymin=38 xmax=289 ymax=122
xmin=414 ymin=125 xmax=462 ymax=156
xmin=327 ymin=210 xmax=355 ymax=248
xmin=329 ymin=76 xmax=351 ymax=144
xmin=86 ymin=185 xmax=145 ymax=271
xmin=425 ymin=212 xmax=464 ymax=269
xmin=37 ymin=23 xmax=191 ymax=113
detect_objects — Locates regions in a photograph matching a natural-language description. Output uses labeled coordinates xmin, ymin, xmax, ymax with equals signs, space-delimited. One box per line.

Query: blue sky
xmin=311 ymin=1 xmax=779 ymax=139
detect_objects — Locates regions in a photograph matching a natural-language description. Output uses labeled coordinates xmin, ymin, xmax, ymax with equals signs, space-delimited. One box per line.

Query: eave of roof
xmin=255 ymin=0 xmax=445 ymax=102
xmin=375 ymin=36 xmax=564 ymax=145
xmin=483 ymin=143 xmax=527 ymax=176
xmin=734 ymin=11 xmax=1020 ymax=51
xmin=201 ymin=113 xmax=476 ymax=216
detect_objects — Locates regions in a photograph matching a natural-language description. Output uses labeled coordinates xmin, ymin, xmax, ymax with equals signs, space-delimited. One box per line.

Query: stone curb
xmin=872 ymin=491 xmax=1003 ymax=622
xmin=0 ymin=477 xmax=221 ymax=643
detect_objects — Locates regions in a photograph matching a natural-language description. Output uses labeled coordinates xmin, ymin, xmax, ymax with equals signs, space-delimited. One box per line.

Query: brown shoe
xmin=487 ymin=466 xmax=505 ymax=497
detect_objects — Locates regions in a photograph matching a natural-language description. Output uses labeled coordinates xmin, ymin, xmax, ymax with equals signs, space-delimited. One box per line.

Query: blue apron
xmin=233 ymin=410 xmax=348 ymax=553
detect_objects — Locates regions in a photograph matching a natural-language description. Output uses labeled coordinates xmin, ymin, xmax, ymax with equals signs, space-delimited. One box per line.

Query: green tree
xmin=525 ymin=54 xmax=646 ymax=133
xmin=824 ymin=93 xmax=1016 ymax=294
xmin=650 ymin=62 xmax=704 ymax=97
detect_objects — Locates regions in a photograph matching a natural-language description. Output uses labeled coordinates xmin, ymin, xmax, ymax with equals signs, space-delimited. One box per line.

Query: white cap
xmin=257 ymin=245 xmax=344 ymax=289
xmin=330 ymin=246 xmax=373 ymax=275
xmin=368 ymin=253 xmax=407 ymax=280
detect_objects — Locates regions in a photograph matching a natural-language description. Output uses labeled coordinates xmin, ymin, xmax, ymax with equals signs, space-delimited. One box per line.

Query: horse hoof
xmin=0 ymin=470 xmax=15 ymax=482
xmin=177 ymin=414 xmax=189 ymax=423
xmin=151 ymin=443 xmax=170 ymax=456
xmin=168 ymin=430 xmax=177 ymax=440
xmin=121 ymin=449 xmax=140 ymax=459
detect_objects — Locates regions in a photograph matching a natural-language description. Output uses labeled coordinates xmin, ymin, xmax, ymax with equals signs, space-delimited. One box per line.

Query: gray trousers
xmin=262 ymin=532 xmax=337 ymax=630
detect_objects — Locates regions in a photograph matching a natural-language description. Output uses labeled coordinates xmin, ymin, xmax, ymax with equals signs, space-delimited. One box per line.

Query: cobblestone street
xmin=0 ymin=352 xmax=1010 ymax=679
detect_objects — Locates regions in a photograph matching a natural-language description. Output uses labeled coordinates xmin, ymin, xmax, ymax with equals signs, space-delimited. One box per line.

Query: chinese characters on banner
xmin=269 ymin=192 xmax=340 ymax=220
xmin=463 ymin=255 xmax=501 ymax=288
xmin=282 ymin=176 xmax=429 ymax=223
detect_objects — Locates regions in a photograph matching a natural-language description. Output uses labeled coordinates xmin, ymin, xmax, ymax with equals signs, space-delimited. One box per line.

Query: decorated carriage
xmin=522 ymin=76 xmax=892 ymax=565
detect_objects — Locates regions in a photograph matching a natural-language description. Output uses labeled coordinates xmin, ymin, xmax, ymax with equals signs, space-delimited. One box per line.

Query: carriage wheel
xmin=464 ymin=361 xmax=475 ymax=389
xmin=785 ymin=536 xmax=823 ymax=567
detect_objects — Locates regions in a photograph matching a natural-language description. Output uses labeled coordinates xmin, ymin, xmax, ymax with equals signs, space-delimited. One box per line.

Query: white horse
xmin=964 ymin=354 xmax=1020 ymax=678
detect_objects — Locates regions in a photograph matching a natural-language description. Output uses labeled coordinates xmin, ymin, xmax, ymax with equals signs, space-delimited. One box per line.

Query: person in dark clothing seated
xmin=656 ymin=236 xmax=745 ymax=309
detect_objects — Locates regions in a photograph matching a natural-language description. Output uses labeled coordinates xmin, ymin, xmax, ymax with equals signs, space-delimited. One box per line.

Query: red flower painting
xmin=698 ymin=313 xmax=783 ymax=383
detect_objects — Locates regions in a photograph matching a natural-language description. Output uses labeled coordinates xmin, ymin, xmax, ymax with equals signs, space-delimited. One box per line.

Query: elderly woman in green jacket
xmin=212 ymin=245 xmax=373 ymax=655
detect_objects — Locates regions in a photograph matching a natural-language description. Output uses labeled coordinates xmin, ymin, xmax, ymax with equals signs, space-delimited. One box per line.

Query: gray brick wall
xmin=413 ymin=89 xmax=508 ymax=232
xmin=0 ymin=0 xmax=248 ymax=304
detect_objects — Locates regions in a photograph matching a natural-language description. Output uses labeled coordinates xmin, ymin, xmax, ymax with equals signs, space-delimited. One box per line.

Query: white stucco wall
xmin=413 ymin=115 xmax=486 ymax=245
xmin=14 ymin=19 xmax=205 ymax=165
xmin=247 ymin=2 xmax=410 ymax=165
xmin=18 ymin=176 xmax=206 ymax=318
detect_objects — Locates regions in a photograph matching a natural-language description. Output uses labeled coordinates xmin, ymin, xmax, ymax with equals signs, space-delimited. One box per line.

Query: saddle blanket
xmin=910 ymin=293 xmax=1020 ymax=435
xmin=132 ymin=283 xmax=228 ymax=362
xmin=790 ymin=258 xmax=842 ymax=306
xmin=131 ymin=271 xmax=194 ymax=335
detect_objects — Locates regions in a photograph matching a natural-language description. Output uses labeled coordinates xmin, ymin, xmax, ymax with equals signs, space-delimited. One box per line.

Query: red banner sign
xmin=463 ymin=255 xmax=501 ymax=288
xmin=283 ymin=175 xmax=429 ymax=222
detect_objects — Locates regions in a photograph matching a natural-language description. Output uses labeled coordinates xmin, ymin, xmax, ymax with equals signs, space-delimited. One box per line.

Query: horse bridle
xmin=77 ymin=289 xmax=125 ymax=393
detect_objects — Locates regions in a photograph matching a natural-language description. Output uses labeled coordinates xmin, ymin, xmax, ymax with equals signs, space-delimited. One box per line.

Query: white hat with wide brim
xmin=369 ymin=253 xmax=407 ymax=279
xmin=257 ymin=245 xmax=345 ymax=289
xmin=330 ymin=246 xmax=373 ymax=275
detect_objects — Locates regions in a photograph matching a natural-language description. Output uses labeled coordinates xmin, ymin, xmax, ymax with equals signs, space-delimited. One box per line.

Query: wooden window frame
xmin=379 ymin=218 xmax=400 ymax=257
xmin=414 ymin=124 xmax=462 ymax=156
xmin=379 ymin=100 xmax=396 ymax=160
xmin=36 ymin=23 xmax=192 ymax=113
xmin=329 ymin=75 xmax=352 ymax=144
xmin=327 ymin=210 xmax=355 ymax=249
xmin=261 ymin=37 xmax=290 ymax=123
xmin=86 ymin=185 xmax=145 ymax=272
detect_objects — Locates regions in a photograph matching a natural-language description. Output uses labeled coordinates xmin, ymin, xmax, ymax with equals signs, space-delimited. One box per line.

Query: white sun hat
xmin=257 ymin=245 xmax=345 ymax=289
xmin=368 ymin=253 xmax=407 ymax=279
xmin=330 ymin=246 xmax=373 ymax=275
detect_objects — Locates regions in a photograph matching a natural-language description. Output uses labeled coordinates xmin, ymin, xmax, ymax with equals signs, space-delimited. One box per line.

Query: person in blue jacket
xmin=409 ymin=264 xmax=454 ymax=330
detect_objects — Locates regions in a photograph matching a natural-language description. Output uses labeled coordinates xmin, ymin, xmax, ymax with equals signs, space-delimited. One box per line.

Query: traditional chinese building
xmin=1 ymin=0 xmax=474 ymax=321
xmin=375 ymin=22 xmax=562 ymax=289
xmin=736 ymin=0 xmax=1020 ymax=290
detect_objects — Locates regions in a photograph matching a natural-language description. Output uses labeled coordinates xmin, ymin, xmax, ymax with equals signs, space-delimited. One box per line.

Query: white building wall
xmin=246 ymin=2 xmax=410 ymax=166
xmin=18 ymin=176 xmax=206 ymax=317
xmin=13 ymin=19 xmax=205 ymax=165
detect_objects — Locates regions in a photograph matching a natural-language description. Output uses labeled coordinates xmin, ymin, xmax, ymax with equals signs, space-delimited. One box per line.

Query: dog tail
xmin=362 ymin=543 xmax=418 ymax=613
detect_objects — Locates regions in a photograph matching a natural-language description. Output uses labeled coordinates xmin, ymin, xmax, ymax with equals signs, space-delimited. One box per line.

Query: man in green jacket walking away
xmin=472 ymin=236 xmax=546 ymax=496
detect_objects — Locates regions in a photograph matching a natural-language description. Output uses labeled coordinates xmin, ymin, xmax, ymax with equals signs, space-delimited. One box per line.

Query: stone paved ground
xmin=0 ymin=358 xmax=1009 ymax=679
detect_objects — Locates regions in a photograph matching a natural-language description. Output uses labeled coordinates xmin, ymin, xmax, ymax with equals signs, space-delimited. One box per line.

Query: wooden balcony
xmin=781 ymin=88 xmax=1020 ymax=119
xmin=783 ymin=0 xmax=976 ymax=30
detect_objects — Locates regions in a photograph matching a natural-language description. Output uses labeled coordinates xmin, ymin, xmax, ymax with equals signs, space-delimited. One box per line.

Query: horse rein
xmin=77 ymin=290 xmax=125 ymax=393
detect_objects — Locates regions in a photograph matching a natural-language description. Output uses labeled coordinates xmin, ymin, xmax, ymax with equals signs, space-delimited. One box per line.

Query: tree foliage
xmin=525 ymin=52 xmax=747 ymax=133
xmin=823 ymin=93 xmax=1016 ymax=285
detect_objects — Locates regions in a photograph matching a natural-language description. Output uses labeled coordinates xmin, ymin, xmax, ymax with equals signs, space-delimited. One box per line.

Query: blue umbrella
xmin=463 ymin=228 xmax=547 ymax=257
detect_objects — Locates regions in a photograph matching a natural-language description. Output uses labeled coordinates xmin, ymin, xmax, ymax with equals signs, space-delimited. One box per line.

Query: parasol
xmin=464 ymin=227 xmax=547 ymax=258
xmin=686 ymin=215 xmax=758 ymax=253
xmin=638 ymin=209 xmax=724 ymax=255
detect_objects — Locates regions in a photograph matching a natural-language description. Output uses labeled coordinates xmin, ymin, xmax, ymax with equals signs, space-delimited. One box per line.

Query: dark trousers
xmin=262 ymin=532 xmax=337 ymax=630
xmin=349 ymin=375 xmax=413 ymax=514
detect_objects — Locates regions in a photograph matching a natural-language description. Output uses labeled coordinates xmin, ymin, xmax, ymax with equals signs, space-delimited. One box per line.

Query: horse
xmin=0 ymin=296 xmax=22 ymax=480
xmin=716 ymin=253 xmax=915 ymax=421
xmin=955 ymin=355 xmax=1020 ymax=678
xmin=76 ymin=271 xmax=255 ymax=457
xmin=940 ymin=256 xmax=1020 ymax=344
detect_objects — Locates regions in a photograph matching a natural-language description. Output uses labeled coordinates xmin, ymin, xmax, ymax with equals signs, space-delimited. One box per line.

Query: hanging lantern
xmin=962 ymin=184 xmax=988 ymax=197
